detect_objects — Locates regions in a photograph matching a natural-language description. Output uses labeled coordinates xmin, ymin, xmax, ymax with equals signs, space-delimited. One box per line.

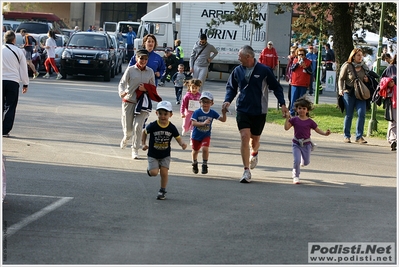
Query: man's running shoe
xmin=240 ymin=169 xmax=251 ymax=183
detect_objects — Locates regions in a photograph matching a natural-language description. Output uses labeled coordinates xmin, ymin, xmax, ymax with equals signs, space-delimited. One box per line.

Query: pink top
xmin=180 ymin=91 xmax=201 ymax=114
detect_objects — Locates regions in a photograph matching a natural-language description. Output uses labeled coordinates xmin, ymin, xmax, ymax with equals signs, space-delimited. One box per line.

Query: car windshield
xmin=120 ymin=23 xmax=139 ymax=34
xmin=16 ymin=23 xmax=49 ymax=34
xmin=69 ymin=35 xmax=107 ymax=48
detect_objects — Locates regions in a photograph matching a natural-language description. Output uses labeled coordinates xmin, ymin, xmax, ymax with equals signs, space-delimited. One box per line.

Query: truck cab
xmin=134 ymin=3 xmax=176 ymax=56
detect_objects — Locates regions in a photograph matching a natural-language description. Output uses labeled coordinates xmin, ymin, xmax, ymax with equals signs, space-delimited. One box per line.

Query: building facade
xmin=6 ymin=2 xmax=166 ymax=30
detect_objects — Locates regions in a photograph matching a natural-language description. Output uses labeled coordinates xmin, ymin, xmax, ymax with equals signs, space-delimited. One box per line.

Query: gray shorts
xmin=25 ymin=51 xmax=32 ymax=61
xmin=148 ymin=156 xmax=171 ymax=170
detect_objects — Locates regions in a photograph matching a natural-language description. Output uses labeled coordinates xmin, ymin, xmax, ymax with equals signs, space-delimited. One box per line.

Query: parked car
xmin=109 ymin=34 xmax=123 ymax=75
xmin=16 ymin=21 xmax=60 ymax=34
xmin=61 ymin=31 xmax=117 ymax=81
xmin=3 ymin=20 xmax=21 ymax=31
xmin=60 ymin=28 xmax=75 ymax=38
xmin=15 ymin=32 xmax=46 ymax=76
xmin=3 ymin=24 xmax=12 ymax=32
xmin=38 ymin=33 xmax=69 ymax=72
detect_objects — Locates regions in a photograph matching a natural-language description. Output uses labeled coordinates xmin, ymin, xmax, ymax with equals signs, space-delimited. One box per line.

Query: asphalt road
xmin=2 ymin=66 xmax=397 ymax=265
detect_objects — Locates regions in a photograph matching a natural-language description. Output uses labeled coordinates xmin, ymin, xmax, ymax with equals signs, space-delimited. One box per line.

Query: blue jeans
xmin=343 ymin=92 xmax=366 ymax=140
xmin=175 ymin=86 xmax=183 ymax=102
xmin=290 ymin=85 xmax=307 ymax=115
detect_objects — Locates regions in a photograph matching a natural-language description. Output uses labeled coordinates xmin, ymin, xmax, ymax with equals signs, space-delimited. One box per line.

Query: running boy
xmin=142 ymin=101 xmax=187 ymax=200
xmin=171 ymin=64 xmax=188 ymax=105
xmin=191 ymin=91 xmax=227 ymax=174
xmin=284 ymin=96 xmax=331 ymax=184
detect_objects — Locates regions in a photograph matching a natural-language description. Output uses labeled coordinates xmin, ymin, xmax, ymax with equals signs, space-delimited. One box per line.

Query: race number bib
xmin=188 ymin=99 xmax=200 ymax=112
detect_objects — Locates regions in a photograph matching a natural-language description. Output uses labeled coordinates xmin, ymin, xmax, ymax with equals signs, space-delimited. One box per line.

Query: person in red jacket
xmin=259 ymin=41 xmax=278 ymax=71
xmin=289 ymin=47 xmax=312 ymax=116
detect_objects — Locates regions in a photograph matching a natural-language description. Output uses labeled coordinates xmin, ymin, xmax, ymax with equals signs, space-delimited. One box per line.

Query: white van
xmin=104 ymin=21 xmax=140 ymax=61
xmin=103 ymin=21 xmax=140 ymax=37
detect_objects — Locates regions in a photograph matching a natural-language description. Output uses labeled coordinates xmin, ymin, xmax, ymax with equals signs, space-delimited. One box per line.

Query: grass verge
xmin=267 ymin=103 xmax=388 ymax=139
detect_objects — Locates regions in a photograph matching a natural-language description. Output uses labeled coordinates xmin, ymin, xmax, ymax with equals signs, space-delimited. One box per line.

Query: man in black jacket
xmin=321 ymin=43 xmax=335 ymax=84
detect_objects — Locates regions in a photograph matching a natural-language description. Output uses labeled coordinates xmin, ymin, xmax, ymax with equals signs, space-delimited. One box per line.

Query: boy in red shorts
xmin=190 ymin=91 xmax=227 ymax=174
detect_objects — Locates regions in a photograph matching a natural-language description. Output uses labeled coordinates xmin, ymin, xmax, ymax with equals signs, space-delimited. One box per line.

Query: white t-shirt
xmin=45 ymin=38 xmax=57 ymax=58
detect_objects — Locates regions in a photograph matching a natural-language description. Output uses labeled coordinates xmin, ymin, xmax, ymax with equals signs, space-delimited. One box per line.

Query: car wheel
xmin=60 ymin=69 xmax=67 ymax=79
xmin=104 ymin=69 xmax=111 ymax=82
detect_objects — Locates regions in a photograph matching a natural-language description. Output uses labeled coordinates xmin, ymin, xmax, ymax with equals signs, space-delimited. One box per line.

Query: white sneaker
xmin=240 ymin=169 xmax=251 ymax=183
xmin=43 ymin=73 xmax=50 ymax=79
xmin=293 ymin=177 xmax=300 ymax=184
xmin=132 ymin=149 xmax=139 ymax=159
xmin=249 ymin=154 xmax=258 ymax=169
xmin=181 ymin=130 xmax=186 ymax=136
xmin=56 ymin=73 xmax=63 ymax=80
xmin=33 ymin=72 xmax=39 ymax=79
xmin=120 ymin=138 xmax=128 ymax=149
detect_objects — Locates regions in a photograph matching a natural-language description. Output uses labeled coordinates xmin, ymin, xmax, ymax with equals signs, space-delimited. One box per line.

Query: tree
xmin=208 ymin=2 xmax=397 ymax=70
xmin=278 ymin=2 xmax=397 ymax=69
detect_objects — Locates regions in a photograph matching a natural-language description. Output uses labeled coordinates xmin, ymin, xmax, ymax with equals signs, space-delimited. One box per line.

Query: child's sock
xmin=251 ymin=151 xmax=258 ymax=157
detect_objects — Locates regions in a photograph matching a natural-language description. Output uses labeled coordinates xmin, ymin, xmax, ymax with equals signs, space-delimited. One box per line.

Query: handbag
xmin=350 ymin=64 xmax=371 ymax=100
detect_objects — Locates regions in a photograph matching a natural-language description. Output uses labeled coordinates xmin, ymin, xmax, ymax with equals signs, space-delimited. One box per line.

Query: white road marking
xmin=5 ymin=194 xmax=74 ymax=237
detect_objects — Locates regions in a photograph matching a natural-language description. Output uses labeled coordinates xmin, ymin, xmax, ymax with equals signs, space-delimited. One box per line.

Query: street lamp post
xmin=314 ymin=22 xmax=323 ymax=104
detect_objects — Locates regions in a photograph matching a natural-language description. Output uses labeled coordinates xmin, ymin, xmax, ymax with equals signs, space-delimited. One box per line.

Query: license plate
xmin=79 ymin=60 xmax=89 ymax=64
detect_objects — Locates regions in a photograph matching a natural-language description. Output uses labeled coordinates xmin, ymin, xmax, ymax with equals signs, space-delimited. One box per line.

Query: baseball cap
xmin=268 ymin=41 xmax=273 ymax=45
xmin=165 ymin=48 xmax=172 ymax=53
xmin=136 ymin=49 xmax=148 ymax=57
xmin=200 ymin=91 xmax=213 ymax=101
xmin=156 ymin=101 xmax=173 ymax=112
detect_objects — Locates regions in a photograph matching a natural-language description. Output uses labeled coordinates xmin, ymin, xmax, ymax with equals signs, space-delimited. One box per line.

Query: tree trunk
xmin=331 ymin=3 xmax=354 ymax=72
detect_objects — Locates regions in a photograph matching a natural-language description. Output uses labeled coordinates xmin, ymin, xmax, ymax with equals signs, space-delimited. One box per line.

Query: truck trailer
xmin=134 ymin=2 xmax=292 ymax=74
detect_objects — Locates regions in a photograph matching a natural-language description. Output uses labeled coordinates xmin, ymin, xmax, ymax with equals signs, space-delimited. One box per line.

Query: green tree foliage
xmin=278 ymin=2 xmax=397 ymax=68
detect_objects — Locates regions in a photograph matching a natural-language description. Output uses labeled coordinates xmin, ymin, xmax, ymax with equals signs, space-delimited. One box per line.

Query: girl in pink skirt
xmin=180 ymin=79 xmax=202 ymax=136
